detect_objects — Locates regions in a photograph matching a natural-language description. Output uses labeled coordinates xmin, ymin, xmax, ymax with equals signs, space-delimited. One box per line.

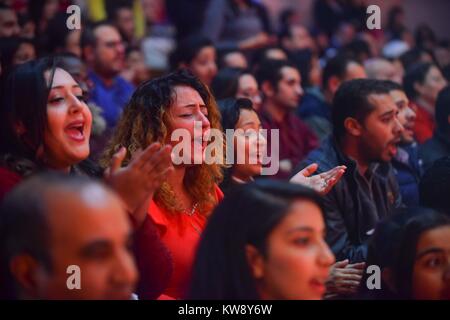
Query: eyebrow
xmin=287 ymin=226 xmax=315 ymax=234
xmin=79 ymin=240 xmax=111 ymax=257
xmin=379 ymin=109 xmax=396 ymax=118
xmin=241 ymin=121 xmax=257 ymax=127
xmin=51 ymin=84 xmax=81 ymax=90
xmin=181 ymin=103 xmax=207 ymax=109
xmin=416 ymin=247 xmax=447 ymax=260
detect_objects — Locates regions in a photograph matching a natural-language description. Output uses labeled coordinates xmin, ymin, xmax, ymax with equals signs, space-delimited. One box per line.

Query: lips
xmin=65 ymin=120 xmax=85 ymax=142
xmin=310 ymin=277 xmax=327 ymax=295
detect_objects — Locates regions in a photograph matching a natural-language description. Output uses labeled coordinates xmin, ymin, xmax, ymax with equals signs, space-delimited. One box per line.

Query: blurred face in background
xmin=187 ymin=45 xmax=217 ymax=86
xmin=415 ymin=66 xmax=447 ymax=106
xmin=266 ymin=66 xmax=303 ymax=110
xmin=390 ymin=89 xmax=416 ymax=144
xmin=91 ymin=25 xmax=125 ymax=77
xmin=236 ymin=73 xmax=262 ymax=111
xmin=12 ymin=42 xmax=36 ymax=66
xmin=115 ymin=7 xmax=135 ymax=42
xmin=0 ymin=8 xmax=20 ymax=37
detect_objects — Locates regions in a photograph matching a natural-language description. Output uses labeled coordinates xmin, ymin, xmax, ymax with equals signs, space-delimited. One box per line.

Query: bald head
xmin=365 ymin=58 xmax=400 ymax=84
xmin=0 ymin=173 xmax=137 ymax=300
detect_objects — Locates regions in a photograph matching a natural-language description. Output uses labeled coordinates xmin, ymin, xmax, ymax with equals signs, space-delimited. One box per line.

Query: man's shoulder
xmin=299 ymin=138 xmax=340 ymax=172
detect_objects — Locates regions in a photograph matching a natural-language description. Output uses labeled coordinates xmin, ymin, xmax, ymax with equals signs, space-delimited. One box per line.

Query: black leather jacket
xmin=293 ymin=137 xmax=402 ymax=262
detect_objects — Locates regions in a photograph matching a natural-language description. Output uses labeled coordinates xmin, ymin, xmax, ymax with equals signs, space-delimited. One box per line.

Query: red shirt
xmin=148 ymin=185 xmax=224 ymax=299
xmin=258 ymin=109 xmax=319 ymax=179
xmin=412 ymin=102 xmax=435 ymax=144
xmin=0 ymin=167 xmax=22 ymax=201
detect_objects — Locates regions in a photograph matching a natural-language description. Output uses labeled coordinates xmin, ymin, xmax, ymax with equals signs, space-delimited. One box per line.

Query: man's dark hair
xmin=400 ymin=48 xmax=435 ymax=71
xmin=332 ymin=79 xmax=391 ymax=140
xmin=420 ymin=156 xmax=450 ymax=214
xmin=382 ymin=80 xmax=404 ymax=92
xmin=188 ymin=180 xmax=324 ymax=299
xmin=341 ymin=39 xmax=372 ymax=64
xmin=255 ymin=58 xmax=296 ymax=92
xmin=434 ymin=86 xmax=450 ymax=133
xmin=80 ymin=21 xmax=118 ymax=49
xmin=0 ymin=173 xmax=102 ymax=299
xmin=322 ymin=55 xmax=356 ymax=90
xmin=211 ymin=67 xmax=251 ymax=100
xmin=403 ymin=62 xmax=434 ymax=100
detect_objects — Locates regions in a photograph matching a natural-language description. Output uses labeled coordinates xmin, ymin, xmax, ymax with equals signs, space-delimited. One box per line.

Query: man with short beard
xmin=294 ymin=79 xmax=404 ymax=263
xmin=385 ymin=80 xmax=423 ymax=207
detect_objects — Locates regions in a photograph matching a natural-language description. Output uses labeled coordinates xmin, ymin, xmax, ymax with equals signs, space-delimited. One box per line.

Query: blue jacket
xmin=392 ymin=143 xmax=423 ymax=207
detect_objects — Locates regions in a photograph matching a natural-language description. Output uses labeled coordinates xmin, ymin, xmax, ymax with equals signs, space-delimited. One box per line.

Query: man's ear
xmin=9 ymin=255 xmax=41 ymax=298
xmin=245 ymin=244 xmax=264 ymax=279
xmin=344 ymin=117 xmax=363 ymax=137
xmin=83 ymin=45 xmax=95 ymax=64
xmin=261 ymin=81 xmax=275 ymax=98
xmin=328 ymin=76 xmax=341 ymax=95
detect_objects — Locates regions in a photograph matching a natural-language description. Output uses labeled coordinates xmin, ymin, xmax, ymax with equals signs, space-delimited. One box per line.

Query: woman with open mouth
xmin=0 ymin=57 xmax=174 ymax=300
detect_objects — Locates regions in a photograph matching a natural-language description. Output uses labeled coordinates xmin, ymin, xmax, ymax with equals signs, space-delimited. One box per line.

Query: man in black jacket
xmin=294 ymin=79 xmax=404 ymax=263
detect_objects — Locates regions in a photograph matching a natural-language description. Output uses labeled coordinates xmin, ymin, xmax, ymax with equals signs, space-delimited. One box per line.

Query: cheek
xmin=265 ymin=247 xmax=316 ymax=297
xmin=46 ymin=108 xmax=66 ymax=138
xmin=412 ymin=266 xmax=443 ymax=299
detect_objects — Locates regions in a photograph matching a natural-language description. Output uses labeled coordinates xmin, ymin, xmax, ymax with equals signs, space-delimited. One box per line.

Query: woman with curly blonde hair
xmin=101 ymin=69 xmax=224 ymax=299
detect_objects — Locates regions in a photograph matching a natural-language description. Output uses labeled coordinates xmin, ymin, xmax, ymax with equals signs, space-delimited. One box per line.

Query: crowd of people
xmin=0 ymin=0 xmax=450 ymax=300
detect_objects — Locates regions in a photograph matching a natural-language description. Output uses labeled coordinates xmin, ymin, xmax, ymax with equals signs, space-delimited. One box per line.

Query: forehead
xmin=237 ymin=108 xmax=259 ymax=123
xmin=275 ymin=199 xmax=324 ymax=232
xmin=171 ymin=85 xmax=205 ymax=106
xmin=346 ymin=62 xmax=367 ymax=79
xmin=47 ymin=187 xmax=129 ymax=245
xmin=94 ymin=25 xmax=121 ymax=42
xmin=367 ymin=93 xmax=397 ymax=114
xmin=196 ymin=46 xmax=215 ymax=58
xmin=389 ymin=89 xmax=408 ymax=103
xmin=46 ymin=68 xmax=78 ymax=87
xmin=239 ymin=74 xmax=257 ymax=86
xmin=417 ymin=226 xmax=450 ymax=252
xmin=280 ymin=66 xmax=300 ymax=81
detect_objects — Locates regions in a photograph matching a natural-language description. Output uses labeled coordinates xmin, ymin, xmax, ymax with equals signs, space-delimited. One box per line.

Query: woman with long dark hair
xmin=392 ymin=210 xmax=450 ymax=300
xmin=188 ymin=180 xmax=335 ymax=299
xmin=0 ymin=57 xmax=174 ymax=299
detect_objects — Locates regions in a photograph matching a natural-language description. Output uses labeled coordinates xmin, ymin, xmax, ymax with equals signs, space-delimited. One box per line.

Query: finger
xmin=333 ymin=260 xmax=349 ymax=268
xmin=338 ymin=280 xmax=361 ymax=287
xmin=142 ymin=145 xmax=173 ymax=177
xmin=347 ymin=262 xmax=366 ymax=269
xmin=110 ymin=146 xmax=127 ymax=174
xmin=133 ymin=142 xmax=161 ymax=168
xmin=338 ymin=273 xmax=363 ymax=281
xmin=299 ymin=163 xmax=318 ymax=177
